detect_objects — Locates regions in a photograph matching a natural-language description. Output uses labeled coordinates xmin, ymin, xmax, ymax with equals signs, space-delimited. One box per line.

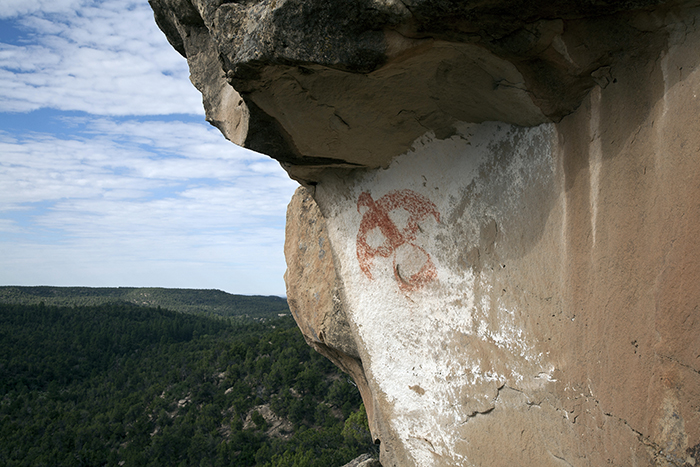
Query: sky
xmin=0 ymin=0 xmax=299 ymax=296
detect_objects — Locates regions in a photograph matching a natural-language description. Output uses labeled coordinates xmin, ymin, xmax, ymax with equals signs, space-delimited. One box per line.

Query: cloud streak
xmin=0 ymin=1 xmax=300 ymax=295
xmin=0 ymin=0 xmax=202 ymax=115
xmin=0 ymin=117 xmax=298 ymax=294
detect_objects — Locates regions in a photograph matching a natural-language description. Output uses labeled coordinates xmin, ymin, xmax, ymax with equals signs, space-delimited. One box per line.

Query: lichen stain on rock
xmin=311 ymin=122 xmax=563 ymax=465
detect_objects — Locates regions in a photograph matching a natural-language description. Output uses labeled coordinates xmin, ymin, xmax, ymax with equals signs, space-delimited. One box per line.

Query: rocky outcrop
xmin=149 ymin=0 xmax=688 ymax=183
xmin=150 ymin=0 xmax=700 ymax=465
xmin=342 ymin=453 xmax=382 ymax=467
xmin=283 ymin=186 xmax=382 ymax=438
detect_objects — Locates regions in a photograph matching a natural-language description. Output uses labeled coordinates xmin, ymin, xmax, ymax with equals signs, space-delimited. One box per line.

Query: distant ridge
xmin=0 ymin=286 xmax=289 ymax=320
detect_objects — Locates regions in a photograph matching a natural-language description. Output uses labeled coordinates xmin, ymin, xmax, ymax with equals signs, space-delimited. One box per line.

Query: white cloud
xmin=0 ymin=0 xmax=301 ymax=295
xmin=0 ymin=0 xmax=86 ymax=18
xmin=0 ymin=119 xmax=299 ymax=295
xmin=86 ymin=119 xmax=260 ymax=162
xmin=0 ymin=119 xmax=294 ymax=205
xmin=0 ymin=0 xmax=202 ymax=115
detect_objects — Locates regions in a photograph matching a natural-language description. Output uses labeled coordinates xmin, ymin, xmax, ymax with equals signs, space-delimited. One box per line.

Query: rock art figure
xmin=356 ymin=190 xmax=440 ymax=292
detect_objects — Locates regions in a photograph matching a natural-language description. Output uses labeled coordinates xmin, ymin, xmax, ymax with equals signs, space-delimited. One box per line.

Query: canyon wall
xmin=149 ymin=0 xmax=700 ymax=465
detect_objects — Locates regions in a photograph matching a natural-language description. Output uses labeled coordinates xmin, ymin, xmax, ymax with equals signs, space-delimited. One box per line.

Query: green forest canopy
xmin=0 ymin=286 xmax=290 ymax=320
xmin=0 ymin=300 xmax=374 ymax=466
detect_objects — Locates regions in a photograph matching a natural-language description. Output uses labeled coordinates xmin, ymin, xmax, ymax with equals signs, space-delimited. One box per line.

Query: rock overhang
xmin=148 ymin=1 xmax=700 ymax=465
xmin=149 ymin=0 xmax=686 ymax=183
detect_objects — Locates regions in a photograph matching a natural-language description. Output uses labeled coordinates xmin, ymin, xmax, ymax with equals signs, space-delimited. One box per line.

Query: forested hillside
xmin=0 ymin=286 xmax=289 ymax=319
xmin=0 ymin=303 xmax=374 ymax=466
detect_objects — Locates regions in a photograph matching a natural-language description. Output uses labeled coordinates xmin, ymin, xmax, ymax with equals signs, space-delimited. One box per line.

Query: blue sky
xmin=0 ymin=0 xmax=298 ymax=296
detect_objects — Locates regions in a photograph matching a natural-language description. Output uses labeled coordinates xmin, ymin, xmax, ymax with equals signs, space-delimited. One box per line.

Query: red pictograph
xmin=356 ymin=190 xmax=440 ymax=292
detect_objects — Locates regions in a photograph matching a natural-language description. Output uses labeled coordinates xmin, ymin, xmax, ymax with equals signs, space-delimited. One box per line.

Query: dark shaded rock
xmin=148 ymin=0 xmax=685 ymax=183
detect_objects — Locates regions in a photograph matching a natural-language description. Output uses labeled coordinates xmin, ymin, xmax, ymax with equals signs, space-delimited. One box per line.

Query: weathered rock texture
xmin=150 ymin=0 xmax=700 ymax=465
xmin=342 ymin=453 xmax=383 ymax=467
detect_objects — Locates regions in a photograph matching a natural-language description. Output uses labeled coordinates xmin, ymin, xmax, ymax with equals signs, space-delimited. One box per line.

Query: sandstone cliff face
xmin=150 ymin=1 xmax=700 ymax=465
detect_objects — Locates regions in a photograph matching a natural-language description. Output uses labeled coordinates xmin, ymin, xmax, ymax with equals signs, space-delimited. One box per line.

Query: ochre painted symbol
xmin=356 ymin=190 xmax=440 ymax=292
